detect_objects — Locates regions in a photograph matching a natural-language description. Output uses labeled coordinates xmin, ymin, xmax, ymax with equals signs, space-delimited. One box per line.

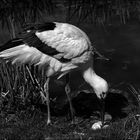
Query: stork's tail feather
xmin=0 ymin=39 xmax=55 ymax=72
xmin=0 ymin=39 xmax=45 ymax=66
xmin=0 ymin=39 xmax=24 ymax=63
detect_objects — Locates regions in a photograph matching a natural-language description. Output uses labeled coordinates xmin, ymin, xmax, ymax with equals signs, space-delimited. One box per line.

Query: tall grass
xmin=0 ymin=59 xmax=48 ymax=116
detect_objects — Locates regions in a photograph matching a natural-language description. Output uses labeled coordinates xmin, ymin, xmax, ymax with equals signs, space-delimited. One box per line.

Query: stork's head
xmin=93 ymin=76 xmax=108 ymax=99
xmin=83 ymin=67 xmax=108 ymax=99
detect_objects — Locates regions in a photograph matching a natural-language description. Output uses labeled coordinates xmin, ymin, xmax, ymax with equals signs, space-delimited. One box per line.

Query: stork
xmin=0 ymin=22 xmax=108 ymax=125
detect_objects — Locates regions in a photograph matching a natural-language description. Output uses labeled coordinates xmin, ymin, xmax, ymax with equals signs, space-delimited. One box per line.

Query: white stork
xmin=0 ymin=22 xmax=108 ymax=125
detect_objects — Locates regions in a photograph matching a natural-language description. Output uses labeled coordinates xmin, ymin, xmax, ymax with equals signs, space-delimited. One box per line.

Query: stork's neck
xmin=83 ymin=66 xmax=99 ymax=87
xmin=82 ymin=58 xmax=96 ymax=86
xmin=82 ymin=60 xmax=108 ymax=96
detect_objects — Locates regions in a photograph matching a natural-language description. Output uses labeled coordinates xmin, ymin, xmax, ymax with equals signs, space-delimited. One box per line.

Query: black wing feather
xmin=21 ymin=22 xmax=71 ymax=62
xmin=21 ymin=32 xmax=59 ymax=56
xmin=0 ymin=22 xmax=71 ymax=63
xmin=21 ymin=32 xmax=71 ymax=62
xmin=21 ymin=22 xmax=59 ymax=56
xmin=23 ymin=22 xmax=56 ymax=33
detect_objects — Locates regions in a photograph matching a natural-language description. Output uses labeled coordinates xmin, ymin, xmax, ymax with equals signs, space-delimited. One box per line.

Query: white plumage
xmin=0 ymin=22 xmax=108 ymax=124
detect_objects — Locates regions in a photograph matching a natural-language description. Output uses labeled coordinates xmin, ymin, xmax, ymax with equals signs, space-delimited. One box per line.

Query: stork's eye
xmin=100 ymin=92 xmax=107 ymax=99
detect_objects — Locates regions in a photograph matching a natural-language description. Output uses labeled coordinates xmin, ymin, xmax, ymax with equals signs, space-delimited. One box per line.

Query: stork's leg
xmin=44 ymin=78 xmax=51 ymax=125
xmin=65 ymin=74 xmax=75 ymax=124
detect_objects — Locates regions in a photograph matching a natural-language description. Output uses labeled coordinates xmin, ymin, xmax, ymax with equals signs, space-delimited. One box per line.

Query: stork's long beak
xmin=100 ymin=97 xmax=105 ymax=126
xmin=100 ymin=90 xmax=108 ymax=127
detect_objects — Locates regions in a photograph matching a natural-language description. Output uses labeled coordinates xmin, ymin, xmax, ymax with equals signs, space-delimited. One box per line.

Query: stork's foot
xmin=71 ymin=119 xmax=75 ymax=125
xmin=67 ymin=106 xmax=75 ymax=124
xmin=69 ymin=115 xmax=75 ymax=125
xmin=47 ymin=119 xmax=52 ymax=126
xmin=46 ymin=113 xmax=51 ymax=126
xmin=70 ymin=112 xmax=75 ymax=124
